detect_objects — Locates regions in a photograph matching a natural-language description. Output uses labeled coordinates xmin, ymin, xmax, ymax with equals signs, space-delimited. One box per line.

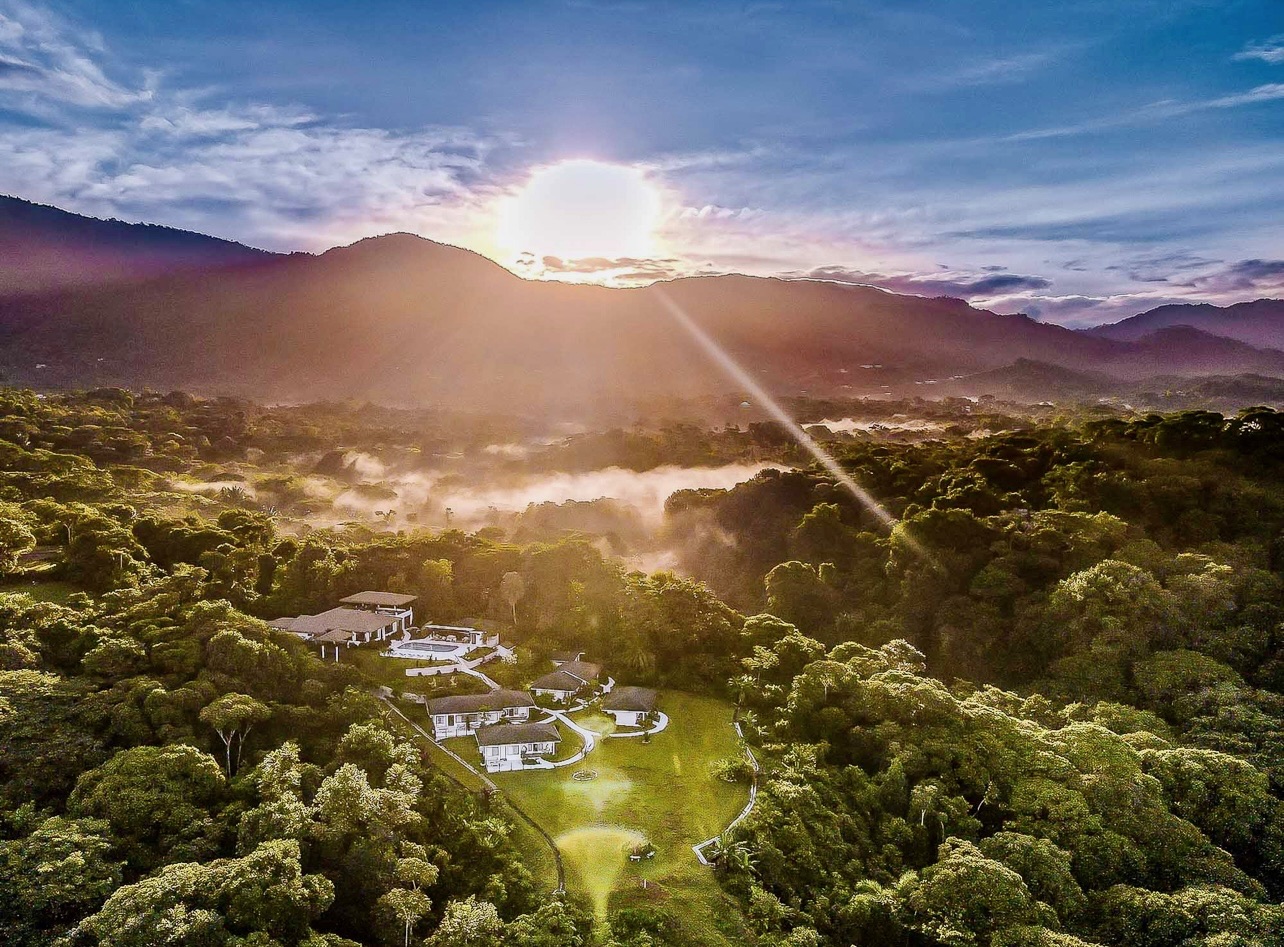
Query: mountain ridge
xmin=2 ymin=196 xmax=1284 ymax=418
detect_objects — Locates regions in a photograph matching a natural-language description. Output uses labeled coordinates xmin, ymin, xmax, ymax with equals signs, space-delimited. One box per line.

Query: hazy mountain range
xmin=2 ymin=195 xmax=1283 ymax=417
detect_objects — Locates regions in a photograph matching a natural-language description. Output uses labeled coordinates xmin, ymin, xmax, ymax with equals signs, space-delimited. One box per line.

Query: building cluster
xmin=267 ymin=592 xmax=660 ymax=773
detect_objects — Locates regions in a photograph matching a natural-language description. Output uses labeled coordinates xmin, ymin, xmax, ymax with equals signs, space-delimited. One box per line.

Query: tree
xmin=0 ymin=816 xmax=123 ymax=946
xmin=0 ymin=518 xmax=36 ymax=574
xmin=68 ymin=744 xmax=226 ymax=871
xmin=77 ymin=839 xmax=334 ymax=947
xmin=200 ymin=692 xmax=271 ymax=777
xmin=426 ymin=896 xmax=504 ymax=946
xmin=499 ymin=571 xmax=526 ymax=624
xmin=380 ymin=887 xmax=431 ymax=947
xmin=899 ymin=840 xmax=1052 ymax=947
xmin=765 ymin=561 xmax=838 ymax=638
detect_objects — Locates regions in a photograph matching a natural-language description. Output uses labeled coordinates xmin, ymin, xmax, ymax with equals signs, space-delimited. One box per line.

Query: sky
xmin=1 ymin=0 xmax=1282 ymax=327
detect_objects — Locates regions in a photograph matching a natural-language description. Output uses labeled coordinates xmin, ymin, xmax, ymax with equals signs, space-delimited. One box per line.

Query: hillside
xmin=3 ymin=199 xmax=1284 ymax=418
xmin=1089 ymin=298 xmax=1284 ymax=349
xmin=0 ymin=196 xmax=273 ymax=296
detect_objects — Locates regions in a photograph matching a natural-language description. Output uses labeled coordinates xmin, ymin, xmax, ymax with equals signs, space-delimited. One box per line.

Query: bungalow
xmin=475 ymin=721 xmax=561 ymax=772
xmin=549 ymin=650 xmax=585 ymax=666
xmin=339 ymin=591 xmax=417 ymax=635
xmin=268 ymin=606 xmax=403 ymax=660
xmin=426 ymin=689 xmax=537 ymax=739
xmin=602 ymin=686 xmax=659 ymax=728
xmin=530 ymin=660 xmax=601 ymax=703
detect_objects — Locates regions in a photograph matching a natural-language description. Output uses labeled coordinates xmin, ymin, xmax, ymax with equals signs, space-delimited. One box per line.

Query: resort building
xmin=268 ymin=605 xmax=403 ymax=660
xmin=339 ymin=591 xmax=417 ymax=635
xmin=475 ymin=721 xmax=561 ymax=772
xmin=549 ymin=650 xmax=585 ymax=666
xmin=426 ymin=689 xmax=537 ymax=739
xmin=529 ymin=660 xmax=601 ymax=703
xmin=602 ymin=686 xmax=659 ymax=727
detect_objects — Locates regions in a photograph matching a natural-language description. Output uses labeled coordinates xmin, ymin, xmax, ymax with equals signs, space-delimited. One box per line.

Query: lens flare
xmin=651 ymin=287 xmax=908 ymax=538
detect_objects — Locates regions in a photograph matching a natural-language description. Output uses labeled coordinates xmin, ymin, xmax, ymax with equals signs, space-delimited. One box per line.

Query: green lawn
xmin=0 ymin=579 xmax=83 ymax=604
xmin=494 ymin=692 xmax=753 ymax=945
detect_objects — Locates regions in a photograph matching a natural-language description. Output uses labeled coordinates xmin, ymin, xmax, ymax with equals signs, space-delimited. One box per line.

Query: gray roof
xmin=340 ymin=591 xmax=418 ymax=608
xmin=603 ymin=686 xmax=658 ymax=713
xmin=557 ymin=661 xmax=601 ymax=682
xmin=475 ymin=721 xmax=561 ymax=747
xmin=428 ymin=689 xmax=535 ymax=716
xmin=530 ymin=670 xmax=589 ymax=692
xmin=550 ymin=650 xmax=584 ymax=663
xmin=268 ymin=607 xmax=398 ymax=638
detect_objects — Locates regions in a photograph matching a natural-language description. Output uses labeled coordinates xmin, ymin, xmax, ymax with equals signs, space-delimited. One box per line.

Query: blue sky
xmin=1 ymin=0 xmax=1282 ymax=325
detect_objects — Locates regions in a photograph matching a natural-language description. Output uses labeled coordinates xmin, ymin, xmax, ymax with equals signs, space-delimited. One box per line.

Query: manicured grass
xmin=570 ymin=709 xmax=618 ymax=736
xmin=494 ymin=692 xmax=752 ymax=945
xmin=342 ymin=648 xmax=487 ymax=697
xmin=0 ymin=579 xmax=83 ymax=604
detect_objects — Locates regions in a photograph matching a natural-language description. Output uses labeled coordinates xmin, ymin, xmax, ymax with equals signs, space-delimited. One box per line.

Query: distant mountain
xmin=0 ymin=196 xmax=273 ymax=296
xmin=928 ymin=359 xmax=1120 ymax=403
xmin=1089 ymin=299 xmax=1284 ymax=350
xmin=3 ymin=198 xmax=1284 ymax=418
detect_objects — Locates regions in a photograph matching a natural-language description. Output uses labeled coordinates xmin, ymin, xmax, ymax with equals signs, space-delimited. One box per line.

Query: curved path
xmin=379 ymin=696 xmax=566 ymax=893
xmin=601 ymin=711 xmax=669 ymax=738
xmin=691 ymin=720 xmax=761 ymax=866
xmin=541 ymin=710 xmax=598 ymax=767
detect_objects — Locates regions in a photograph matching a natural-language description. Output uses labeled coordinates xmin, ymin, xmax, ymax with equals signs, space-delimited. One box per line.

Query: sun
xmin=497 ymin=159 xmax=662 ymax=265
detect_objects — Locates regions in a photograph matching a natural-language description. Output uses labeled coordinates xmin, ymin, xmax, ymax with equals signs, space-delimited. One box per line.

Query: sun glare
xmin=497 ymin=159 xmax=662 ymax=267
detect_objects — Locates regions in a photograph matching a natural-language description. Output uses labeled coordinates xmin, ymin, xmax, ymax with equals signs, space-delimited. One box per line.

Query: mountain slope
xmin=1089 ymin=299 xmax=1284 ymax=349
xmin=3 ymin=200 xmax=1284 ymax=418
xmin=0 ymin=196 xmax=274 ymax=296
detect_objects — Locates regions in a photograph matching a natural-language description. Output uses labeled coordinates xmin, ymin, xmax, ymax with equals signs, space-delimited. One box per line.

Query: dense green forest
xmin=3 ymin=388 xmax=1284 ymax=945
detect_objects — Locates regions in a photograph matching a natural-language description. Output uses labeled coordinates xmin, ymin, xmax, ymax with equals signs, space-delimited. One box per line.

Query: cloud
xmin=914 ymin=50 xmax=1058 ymax=90
xmin=1183 ymin=259 xmax=1284 ymax=293
xmin=1234 ymin=36 xmax=1284 ymax=65
xmin=0 ymin=1 xmax=509 ymax=251
xmin=977 ymin=291 xmax=1195 ymax=328
xmin=1002 ymin=83 xmax=1284 ymax=142
xmin=514 ymin=253 xmax=710 ymax=286
xmin=792 ymin=265 xmax=1052 ymax=299
xmin=0 ymin=1 xmax=149 ymax=109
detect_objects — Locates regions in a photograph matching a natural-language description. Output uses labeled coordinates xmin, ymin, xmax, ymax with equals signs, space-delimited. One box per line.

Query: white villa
xmin=602 ymin=686 xmax=659 ymax=727
xmin=426 ymin=689 xmax=537 ymax=739
xmin=475 ymin=721 xmax=561 ymax=772
xmin=339 ymin=591 xmax=417 ymax=635
xmin=268 ymin=598 xmax=407 ymax=660
xmin=530 ymin=660 xmax=601 ymax=703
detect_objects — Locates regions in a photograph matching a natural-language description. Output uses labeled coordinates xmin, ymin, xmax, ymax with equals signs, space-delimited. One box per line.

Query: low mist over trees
xmin=4 ymin=388 xmax=1284 ymax=944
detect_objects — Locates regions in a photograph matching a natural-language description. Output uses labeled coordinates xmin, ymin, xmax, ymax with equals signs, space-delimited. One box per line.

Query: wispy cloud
xmin=1183 ymin=258 xmax=1284 ymax=293
xmin=1234 ymin=35 xmax=1284 ymax=65
xmin=0 ymin=0 xmax=512 ymax=251
xmin=1002 ymin=83 xmax=1284 ymax=142
xmin=788 ymin=265 xmax=1052 ymax=299
xmin=0 ymin=1 xmax=148 ymax=108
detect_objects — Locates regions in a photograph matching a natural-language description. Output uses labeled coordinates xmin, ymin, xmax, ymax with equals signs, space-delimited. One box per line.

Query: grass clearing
xmin=570 ymin=709 xmax=618 ymax=736
xmin=0 ymin=579 xmax=83 ymax=604
xmin=494 ymin=692 xmax=752 ymax=946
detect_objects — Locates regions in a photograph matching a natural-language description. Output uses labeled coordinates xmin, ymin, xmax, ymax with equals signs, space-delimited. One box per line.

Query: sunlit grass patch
xmin=495 ymin=692 xmax=752 ymax=946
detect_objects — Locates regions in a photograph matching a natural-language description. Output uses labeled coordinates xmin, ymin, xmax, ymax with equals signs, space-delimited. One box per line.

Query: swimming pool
xmin=398 ymin=641 xmax=461 ymax=653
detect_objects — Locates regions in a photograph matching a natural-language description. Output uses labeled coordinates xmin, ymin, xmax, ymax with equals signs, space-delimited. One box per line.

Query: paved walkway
xmin=542 ymin=710 xmax=598 ymax=768
xmin=691 ymin=720 xmax=760 ymax=866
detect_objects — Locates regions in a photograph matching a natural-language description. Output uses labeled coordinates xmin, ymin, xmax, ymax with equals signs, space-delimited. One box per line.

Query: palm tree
xmin=711 ymin=838 xmax=758 ymax=877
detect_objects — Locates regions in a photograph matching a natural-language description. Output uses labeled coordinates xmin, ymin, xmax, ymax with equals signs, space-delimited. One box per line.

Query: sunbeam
xmin=651 ymin=286 xmax=904 ymax=533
